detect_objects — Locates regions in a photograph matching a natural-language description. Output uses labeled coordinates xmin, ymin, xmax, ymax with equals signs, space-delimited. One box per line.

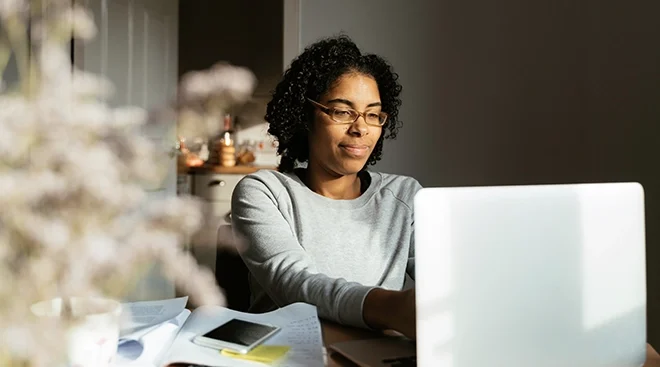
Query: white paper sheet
xmin=114 ymin=309 xmax=191 ymax=367
xmin=267 ymin=314 xmax=325 ymax=367
xmin=160 ymin=303 xmax=324 ymax=367
xmin=120 ymin=297 xmax=188 ymax=337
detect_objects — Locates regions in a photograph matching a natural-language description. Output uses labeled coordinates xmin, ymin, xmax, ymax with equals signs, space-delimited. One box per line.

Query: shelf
xmin=182 ymin=164 xmax=277 ymax=175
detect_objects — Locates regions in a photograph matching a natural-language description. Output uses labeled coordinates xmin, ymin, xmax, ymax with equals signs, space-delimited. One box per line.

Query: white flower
xmin=1 ymin=325 xmax=33 ymax=358
xmin=146 ymin=195 xmax=204 ymax=235
xmin=161 ymin=249 xmax=226 ymax=307
xmin=126 ymin=228 xmax=181 ymax=261
xmin=177 ymin=108 xmax=214 ymax=141
xmin=0 ymin=0 xmax=28 ymax=20
xmin=72 ymin=69 xmax=114 ymax=99
xmin=179 ymin=62 xmax=257 ymax=104
xmin=0 ymin=1 xmax=244 ymax=363
xmin=69 ymin=5 xmax=97 ymax=40
xmin=0 ymin=96 xmax=35 ymax=132
xmin=180 ymin=71 xmax=215 ymax=101
xmin=112 ymin=106 xmax=147 ymax=128
xmin=39 ymin=42 xmax=73 ymax=80
xmin=39 ymin=99 xmax=112 ymax=131
xmin=114 ymin=134 xmax=163 ymax=184
xmin=0 ymin=172 xmax=68 ymax=208
xmin=38 ymin=218 xmax=71 ymax=253
xmin=80 ymin=234 xmax=117 ymax=267
xmin=60 ymin=253 xmax=95 ymax=298
xmin=0 ymin=99 xmax=38 ymax=164
xmin=23 ymin=258 xmax=59 ymax=296
xmin=176 ymin=63 xmax=257 ymax=142
xmin=209 ymin=63 xmax=257 ymax=101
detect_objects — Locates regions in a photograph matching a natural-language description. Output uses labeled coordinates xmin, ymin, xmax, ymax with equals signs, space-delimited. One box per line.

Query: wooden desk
xmin=321 ymin=321 xmax=660 ymax=367
xmin=647 ymin=345 xmax=660 ymax=367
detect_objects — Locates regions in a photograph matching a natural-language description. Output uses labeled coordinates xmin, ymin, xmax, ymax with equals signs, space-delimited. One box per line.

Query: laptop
xmin=331 ymin=182 xmax=647 ymax=367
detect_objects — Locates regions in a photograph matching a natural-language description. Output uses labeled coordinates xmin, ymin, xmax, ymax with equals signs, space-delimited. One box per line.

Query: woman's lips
xmin=340 ymin=144 xmax=369 ymax=157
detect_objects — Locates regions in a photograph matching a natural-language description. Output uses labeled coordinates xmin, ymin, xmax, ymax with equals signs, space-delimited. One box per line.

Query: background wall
xmin=178 ymin=0 xmax=283 ymax=154
xmin=178 ymin=0 xmax=282 ymax=98
xmin=295 ymin=0 xmax=660 ymax=344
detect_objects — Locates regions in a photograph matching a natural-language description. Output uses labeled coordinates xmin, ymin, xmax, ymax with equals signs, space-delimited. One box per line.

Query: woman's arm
xmin=406 ymin=179 xmax=423 ymax=281
xmin=406 ymin=231 xmax=416 ymax=281
xmin=363 ymin=288 xmax=416 ymax=339
xmin=231 ymin=176 xmax=375 ymax=329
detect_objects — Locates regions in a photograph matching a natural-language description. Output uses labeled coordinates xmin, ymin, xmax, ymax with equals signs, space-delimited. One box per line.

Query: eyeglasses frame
xmin=307 ymin=98 xmax=388 ymax=127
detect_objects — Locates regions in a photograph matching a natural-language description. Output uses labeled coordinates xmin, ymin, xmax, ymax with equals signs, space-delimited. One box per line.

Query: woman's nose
xmin=348 ymin=116 xmax=368 ymax=136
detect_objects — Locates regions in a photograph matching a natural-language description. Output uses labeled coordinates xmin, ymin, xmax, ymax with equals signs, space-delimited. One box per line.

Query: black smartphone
xmin=192 ymin=318 xmax=281 ymax=354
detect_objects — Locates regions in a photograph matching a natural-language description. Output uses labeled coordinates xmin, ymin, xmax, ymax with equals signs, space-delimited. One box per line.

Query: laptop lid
xmin=414 ymin=182 xmax=646 ymax=367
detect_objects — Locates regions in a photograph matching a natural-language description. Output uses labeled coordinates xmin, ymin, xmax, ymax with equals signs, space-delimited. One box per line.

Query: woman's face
xmin=308 ymin=72 xmax=383 ymax=176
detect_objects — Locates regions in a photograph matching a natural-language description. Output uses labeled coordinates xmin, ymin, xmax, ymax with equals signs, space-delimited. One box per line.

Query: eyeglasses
xmin=307 ymin=98 xmax=388 ymax=126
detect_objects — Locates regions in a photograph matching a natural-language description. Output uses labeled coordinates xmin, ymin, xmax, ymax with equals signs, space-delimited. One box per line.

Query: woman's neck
xmin=302 ymin=163 xmax=362 ymax=200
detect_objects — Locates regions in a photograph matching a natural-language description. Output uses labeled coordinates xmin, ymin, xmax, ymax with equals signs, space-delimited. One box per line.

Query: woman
xmin=231 ymin=35 xmax=421 ymax=339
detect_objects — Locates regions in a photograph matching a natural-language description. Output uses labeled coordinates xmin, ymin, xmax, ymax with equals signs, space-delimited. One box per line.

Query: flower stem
xmin=2 ymin=16 xmax=31 ymax=96
xmin=61 ymin=296 xmax=72 ymax=319
xmin=0 ymin=32 xmax=11 ymax=86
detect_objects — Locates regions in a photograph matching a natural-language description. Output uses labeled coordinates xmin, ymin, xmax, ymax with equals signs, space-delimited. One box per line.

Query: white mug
xmin=31 ymin=297 xmax=121 ymax=367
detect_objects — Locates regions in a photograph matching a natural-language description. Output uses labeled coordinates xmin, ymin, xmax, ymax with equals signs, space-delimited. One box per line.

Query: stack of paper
xmin=160 ymin=302 xmax=325 ymax=367
xmin=114 ymin=297 xmax=190 ymax=367
xmin=111 ymin=297 xmax=326 ymax=367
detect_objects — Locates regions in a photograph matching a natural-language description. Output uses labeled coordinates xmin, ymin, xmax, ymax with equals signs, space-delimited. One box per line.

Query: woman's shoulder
xmin=233 ymin=169 xmax=297 ymax=200
xmin=371 ymin=171 xmax=422 ymax=190
xmin=241 ymin=168 xmax=291 ymax=183
xmin=369 ymin=171 xmax=423 ymax=206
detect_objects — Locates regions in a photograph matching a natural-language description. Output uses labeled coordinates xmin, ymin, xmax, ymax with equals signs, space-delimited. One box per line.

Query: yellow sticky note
xmin=220 ymin=345 xmax=291 ymax=364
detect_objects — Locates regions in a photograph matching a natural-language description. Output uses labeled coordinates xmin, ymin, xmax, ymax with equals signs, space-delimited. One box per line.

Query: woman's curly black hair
xmin=265 ymin=35 xmax=403 ymax=173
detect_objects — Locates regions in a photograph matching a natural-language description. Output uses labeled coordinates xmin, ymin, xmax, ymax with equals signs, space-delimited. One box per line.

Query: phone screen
xmin=202 ymin=319 xmax=278 ymax=347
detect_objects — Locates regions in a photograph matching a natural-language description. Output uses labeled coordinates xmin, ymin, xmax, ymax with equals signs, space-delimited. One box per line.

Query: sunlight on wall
xmin=580 ymin=186 xmax=646 ymax=330
xmin=415 ymin=191 xmax=454 ymax=365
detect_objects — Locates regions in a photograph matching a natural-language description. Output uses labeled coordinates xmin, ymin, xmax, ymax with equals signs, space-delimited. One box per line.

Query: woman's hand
xmin=392 ymin=288 xmax=416 ymax=339
xmin=363 ymin=287 xmax=416 ymax=339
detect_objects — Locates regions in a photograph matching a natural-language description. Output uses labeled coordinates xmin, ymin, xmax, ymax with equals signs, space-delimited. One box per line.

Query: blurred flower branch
xmin=0 ymin=0 xmax=255 ymax=365
xmin=175 ymin=62 xmax=257 ymax=169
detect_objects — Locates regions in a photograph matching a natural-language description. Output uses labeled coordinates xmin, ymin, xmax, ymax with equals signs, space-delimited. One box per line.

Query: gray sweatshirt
xmin=231 ymin=169 xmax=422 ymax=329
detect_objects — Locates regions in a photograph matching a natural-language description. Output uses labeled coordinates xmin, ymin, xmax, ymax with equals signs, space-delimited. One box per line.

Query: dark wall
xmin=430 ymin=0 xmax=660 ymax=343
xmin=428 ymin=1 xmax=660 ymax=186
xmin=300 ymin=0 xmax=660 ymax=343
xmin=178 ymin=0 xmax=283 ymax=97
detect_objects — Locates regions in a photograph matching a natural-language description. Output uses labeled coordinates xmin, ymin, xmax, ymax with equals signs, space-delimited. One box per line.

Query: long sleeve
xmin=406 ymin=181 xmax=423 ymax=281
xmin=231 ymin=176 xmax=375 ymax=329
xmin=407 ymin=228 xmax=416 ymax=281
